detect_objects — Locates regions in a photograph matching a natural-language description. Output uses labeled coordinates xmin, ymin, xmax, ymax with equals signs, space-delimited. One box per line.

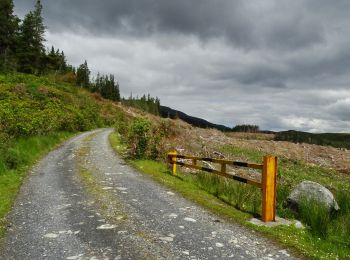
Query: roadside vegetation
xmin=109 ymin=115 xmax=350 ymax=259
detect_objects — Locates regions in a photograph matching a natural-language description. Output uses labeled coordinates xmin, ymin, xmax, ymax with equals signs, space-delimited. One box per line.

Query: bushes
xmin=0 ymin=73 xmax=120 ymax=138
xmin=128 ymin=118 xmax=151 ymax=159
xmin=117 ymin=117 xmax=177 ymax=160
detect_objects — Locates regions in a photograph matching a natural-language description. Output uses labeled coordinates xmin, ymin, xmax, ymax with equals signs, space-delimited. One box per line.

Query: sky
xmin=14 ymin=0 xmax=350 ymax=133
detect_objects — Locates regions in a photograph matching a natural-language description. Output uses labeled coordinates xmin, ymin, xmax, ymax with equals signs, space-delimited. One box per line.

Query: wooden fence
xmin=167 ymin=152 xmax=277 ymax=222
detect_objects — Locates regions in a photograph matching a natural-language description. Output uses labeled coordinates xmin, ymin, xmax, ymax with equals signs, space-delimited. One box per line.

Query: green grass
xmin=298 ymin=197 xmax=331 ymax=239
xmin=109 ymin=131 xmax=350 ymax=259
xmin=0 ymin=132 xmax=75 ymax=237
xmin=130 ymin=160 xmax=253 ymax=222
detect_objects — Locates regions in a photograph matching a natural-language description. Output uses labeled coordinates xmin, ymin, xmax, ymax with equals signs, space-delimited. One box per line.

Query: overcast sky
xmin=14 ymin=0 xmax=350 ymax=132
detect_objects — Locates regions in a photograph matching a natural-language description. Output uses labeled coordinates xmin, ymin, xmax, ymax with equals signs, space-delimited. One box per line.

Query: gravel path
xmin=0 ymin=129 xmax=299 ymax=259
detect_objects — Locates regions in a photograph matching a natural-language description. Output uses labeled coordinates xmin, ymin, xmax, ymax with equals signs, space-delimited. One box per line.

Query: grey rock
xmin=287 ymin=181 xmax=340 ymax=211
xmin=294 ymin=221 xmax=305 ymax=229
xmin=249 ymin=217 xmax=292 ymax=227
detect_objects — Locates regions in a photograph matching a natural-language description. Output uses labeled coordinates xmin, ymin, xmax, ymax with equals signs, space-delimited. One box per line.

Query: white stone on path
xmin=102 ymin=187 xmax=113 ymax=190
xmin=44 ymin=233 xmax=58 ymax=238
xmin=183 ymin=250 xmax=190 ymax=255
xmin=167 ymin=191 xmax=175 ymax=195
xmin=66 ymin=254 xmax=83 ymax=260
xmin=216 ymin=242 xmax=224 ymax=248
xmin=58 ymin=230 xmax=73 ymax=235
xmin=116 ymin=187 xmax=128 ymax=191
xmin=278 ymin=249 xmax=290 ymax=257
xmin=96 ymin=224 xmax=116 ymax=230
xmin=117 ymin=230 xmax=127 ymax=235
xmin=184 ymin=217 xmax=197 ymax=223
xmin=168 ymin=213 xmax=178 ymax=218
xmin=159 ymin=236 xmax=174 ymax=242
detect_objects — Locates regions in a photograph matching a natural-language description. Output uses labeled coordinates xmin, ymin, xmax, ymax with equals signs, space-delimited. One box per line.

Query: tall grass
xmin=331 ymin=190 xmax=350 ymax=244
xmin=194 ymin=172 xmax=261 ymax=215
xmin=298 ymin=197 xmax=331 ymax=239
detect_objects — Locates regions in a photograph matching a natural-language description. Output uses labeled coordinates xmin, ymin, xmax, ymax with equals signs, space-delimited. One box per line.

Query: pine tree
xmin=76 ymin=60 xmax=90 ymax=88
xmin=0 ymin=0 xmax=19 ymax=72
xmin=17 ymin=0 xmax=45 ymax=74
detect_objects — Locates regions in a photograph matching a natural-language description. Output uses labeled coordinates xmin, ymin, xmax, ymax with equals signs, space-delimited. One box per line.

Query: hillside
xmin=160 ymin=106 xmax=350 ymax=151
xmin=160 ymin=105 xmax=231 ymax=131
xmin=275 ymin=130 xmax=350 ymax=150
xmin=0 ymin=73 xmax=122 ymax=140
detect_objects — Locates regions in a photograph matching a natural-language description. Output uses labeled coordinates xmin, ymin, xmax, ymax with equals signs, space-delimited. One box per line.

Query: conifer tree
xmin=76 ymin=60 xmax=90 ymax=88
xmin=0 ymin=0 xmax=19 ymax=72
xmin=17 ymin=0 xmax=45 ymax=74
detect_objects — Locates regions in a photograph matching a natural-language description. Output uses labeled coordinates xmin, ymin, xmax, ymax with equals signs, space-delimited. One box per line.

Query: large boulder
xmin=286 ymin=181 xmax=340 ymax=212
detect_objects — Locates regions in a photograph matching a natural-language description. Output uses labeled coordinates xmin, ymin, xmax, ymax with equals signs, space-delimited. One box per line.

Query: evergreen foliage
xmin=122 ymin=94 xmax=160 ymax=115
xmin=76 ymin=60 xmax=90 ymax=88
xmin=0 ymin=0 xmax=19 ymax=72
xmin=274 ymin=130 xmax=350 ymax=149
xmin=17 ymin=0 xmax=45 ymax=74
xmin=232 ymin=124 xmax=260 ymax=133
xmin=92 ymin=73 xmax=120 ymax=101
xmin=42 ymin=46 xmax=68 ymax=73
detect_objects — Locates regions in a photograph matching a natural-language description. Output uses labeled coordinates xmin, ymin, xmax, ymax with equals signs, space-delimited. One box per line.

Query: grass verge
xmin=0 ymin=132 xmax=75 ymax=237
xmin=109 ymin=131 xmax=350 ymax=259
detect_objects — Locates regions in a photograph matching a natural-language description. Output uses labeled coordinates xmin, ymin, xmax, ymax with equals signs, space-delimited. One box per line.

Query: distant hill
xmin=274 ymin=130 xmax=350 ymax=149
xmin=160 ymin=106 xmax=231 ymax=132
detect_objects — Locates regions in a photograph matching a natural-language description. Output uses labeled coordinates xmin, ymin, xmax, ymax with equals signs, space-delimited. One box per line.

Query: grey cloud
xmin=13 ymin=0 xmax=350 ymax=132
xmin=327 ymin=99 xmax=350 ymax=121
xmin=15 ymin=0 xmax=330 ymax=50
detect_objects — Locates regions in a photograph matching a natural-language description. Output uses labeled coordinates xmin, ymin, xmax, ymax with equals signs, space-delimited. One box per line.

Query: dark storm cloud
xmin=13 ymin=0 xmax=350 ymax=132
xmin=15 ymin=0 xmax=329 ymax=50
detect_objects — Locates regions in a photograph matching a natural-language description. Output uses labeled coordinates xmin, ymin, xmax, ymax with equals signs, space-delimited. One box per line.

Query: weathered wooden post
xmin=261 ymin=155 xmax=277 ymax=222
xmin=168 ymin=151 xmax=177 ymax=176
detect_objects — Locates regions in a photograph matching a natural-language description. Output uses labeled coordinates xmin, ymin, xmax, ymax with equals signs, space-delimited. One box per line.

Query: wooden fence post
xmin=262 ymin=155 xmax=277 ymax=222
xmin=168 ymin=151 xmax=177 ymax=176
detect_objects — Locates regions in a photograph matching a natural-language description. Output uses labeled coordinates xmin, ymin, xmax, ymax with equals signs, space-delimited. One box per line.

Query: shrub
xmin=128 ymin=118 xmax=151 ymax=159
xmin=5 ymin=148 xmax=24 ymax=169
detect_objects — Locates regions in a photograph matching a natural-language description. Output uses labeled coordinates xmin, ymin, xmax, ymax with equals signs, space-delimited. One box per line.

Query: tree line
xmin=0 ymin=0 xmax=122 ymax=103
xmin=232 ymin=124 xmax=260 ymax=133
xmin=122 ymin=94 xmax=161 ymax=116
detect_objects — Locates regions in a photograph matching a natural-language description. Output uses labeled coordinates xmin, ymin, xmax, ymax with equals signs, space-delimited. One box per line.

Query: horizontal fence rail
xmin=167 ymin=152 xmax=277 ymax=222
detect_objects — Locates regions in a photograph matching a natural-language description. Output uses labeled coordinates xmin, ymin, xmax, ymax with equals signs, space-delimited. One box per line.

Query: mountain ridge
xmin=160 ymin=105 xmax=231 ymax=132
